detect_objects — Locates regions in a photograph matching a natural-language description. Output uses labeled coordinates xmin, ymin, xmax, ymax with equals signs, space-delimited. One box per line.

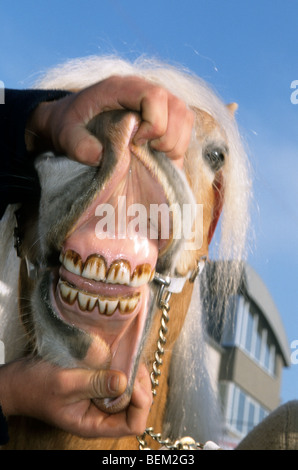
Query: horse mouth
xmin=46 ymin=180 xmax=163 ymax=412
xmin=50 ymin=247 xmax=155 ymax=413
xmin=46 ymin=118 xmax=168 ymax=413
xmin=55 ymin=248 xmax=155 ymax=330
xmin=36 ymin=110 xmax=188 ymax=414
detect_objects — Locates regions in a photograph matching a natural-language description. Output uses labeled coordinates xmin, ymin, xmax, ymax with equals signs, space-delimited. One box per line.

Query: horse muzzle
xmin=30 ymin=110 xmax=195 ymax=413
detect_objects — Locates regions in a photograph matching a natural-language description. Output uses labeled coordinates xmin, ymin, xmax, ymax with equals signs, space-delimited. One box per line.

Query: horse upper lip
xmin=59 ymin=249 xmax=155 ymax=287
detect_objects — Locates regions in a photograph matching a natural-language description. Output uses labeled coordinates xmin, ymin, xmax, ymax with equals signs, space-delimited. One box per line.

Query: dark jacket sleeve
xmin=0 ymin=89 xmax=70 ymax=218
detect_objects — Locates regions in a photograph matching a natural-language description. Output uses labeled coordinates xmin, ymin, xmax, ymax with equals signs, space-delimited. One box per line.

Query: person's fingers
xmin=125 ymin=363 xmax=152 ymax=435
xmin=57 ymin=368 xmax=127 ymax=402
xmin=8 ymin=357 xmax=151 ymax=439
xmin=125 ymin=81 xmax=194 ymax=165
xmin=63 ymin=365 xmax=151 ymax=438
xmin=67 ymin=89 xmax=192 ymax=167
xmin=150 ymin=104 xmax=195 ymax=161
xmin=86 ymin=369 xmax=128 ymax=399
xmin=33 ymin=366 xmax=129 ymax=437
xmin=132 ymin=86 xmax=169 ymax=145
xmin=40 ymin=75 xmax=194 ymax=168
xmin=94 ymin=76 xmax=180 ymax=148
xmin=59 ymin=122 xmax=103 ymax=165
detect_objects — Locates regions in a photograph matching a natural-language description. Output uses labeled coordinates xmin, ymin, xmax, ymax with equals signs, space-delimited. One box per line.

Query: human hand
xmin=26 ymin=75 xmax=194 ymax=169
xmin=0 ymin=359 xmax=151 ymax=438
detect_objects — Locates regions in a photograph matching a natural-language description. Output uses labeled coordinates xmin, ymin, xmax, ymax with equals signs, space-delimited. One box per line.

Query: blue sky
xmin=1 ymin=0 xmax=297 ymax=404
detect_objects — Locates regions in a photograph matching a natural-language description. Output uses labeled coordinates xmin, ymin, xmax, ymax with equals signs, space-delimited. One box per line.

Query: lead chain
xmin=150 ymin=291 xmax=171 ymax=398
xmin=136 ymin=287 xmax=203 ymax=451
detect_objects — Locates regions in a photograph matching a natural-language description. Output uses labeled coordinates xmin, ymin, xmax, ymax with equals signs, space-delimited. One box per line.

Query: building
xmin=202 ymin=262 xmax=291 ymax=448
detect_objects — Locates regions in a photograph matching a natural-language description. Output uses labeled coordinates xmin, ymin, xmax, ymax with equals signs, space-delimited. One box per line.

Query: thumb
xmin=62 ymin=124 xmax=103 ymax=166
xmin=81 ymin=369 xmax=128 ymax=400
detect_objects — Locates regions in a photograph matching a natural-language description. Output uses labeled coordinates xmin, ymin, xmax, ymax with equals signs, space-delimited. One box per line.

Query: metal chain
xmin=136 ymin=279 xmax=204 ymax=451
xmin=150 ymin=290 xmax=171 ymax=399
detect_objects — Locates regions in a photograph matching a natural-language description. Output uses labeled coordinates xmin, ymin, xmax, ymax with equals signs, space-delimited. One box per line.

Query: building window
xmin=222 ymin=295 xmax=276 ymax=376
xmin=221 ymin=382 xmax=269 ymax=438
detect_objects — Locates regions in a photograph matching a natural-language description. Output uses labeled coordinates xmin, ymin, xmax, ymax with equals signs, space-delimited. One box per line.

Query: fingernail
xmin=107 ymin=374 xmax=119 ymax=394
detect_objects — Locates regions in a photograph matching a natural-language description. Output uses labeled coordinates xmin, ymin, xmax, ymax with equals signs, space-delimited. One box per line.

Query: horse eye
xmin=203 ymin=147 xmax=226 ymax=172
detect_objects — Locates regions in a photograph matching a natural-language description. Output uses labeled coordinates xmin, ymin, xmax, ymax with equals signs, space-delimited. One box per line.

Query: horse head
xmin=1 ymin=57 xmax=251 ymax=449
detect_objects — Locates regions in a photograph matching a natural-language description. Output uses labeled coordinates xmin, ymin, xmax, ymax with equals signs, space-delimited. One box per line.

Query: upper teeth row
xmin=59 ymin=250 xmax=155 ymax=287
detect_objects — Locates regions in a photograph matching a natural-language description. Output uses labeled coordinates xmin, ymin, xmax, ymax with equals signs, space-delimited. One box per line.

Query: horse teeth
xmin=130 ymin=264 xmax=153 ymax=287
xmin=119 ymin=294 xmax=140 ymax=313
xmin=59 ymin=280 xmax=140 ymax=316
xmin=106 ymin=260 xmax=131 ymax=285
xmin=86 ymin=296 xmax=97 ymax=311
xmin=105 ymin=299 xmax=119 ymax=316
xmin=60 ymin=250 xmax=154 ymax=286
xmin=78 ymin=291 xmax=97 ymax=311
xmin=98 ymin=298 xmax=108 ymax=314
xmin=82 ymin=255 xmax=107 ymax=281
xmin=78 ymin=291 xmax=89 ymax=311
xmin=63 ymin=250 xmax=83 ymax=276
xmin=119 ymin=298 xmax=129 ymax=312
xmin=59 ymin=280 xmax=77 ymax=304
xmin=97 ymin=298 xmax=119 ymax=316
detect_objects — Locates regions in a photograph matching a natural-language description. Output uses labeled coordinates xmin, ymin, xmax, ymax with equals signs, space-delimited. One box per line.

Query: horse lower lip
xmin=93 ymin=390 xmax=132 ymax=414
xmin=50 ymin=272 xmax=150 ymax=411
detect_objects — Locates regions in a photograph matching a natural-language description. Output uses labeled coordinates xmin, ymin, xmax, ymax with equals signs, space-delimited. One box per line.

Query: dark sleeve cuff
xmin=0 ymin=89 xmax=71 ymax=218
xmin=4 ymin=89 xmax=71 ymax=163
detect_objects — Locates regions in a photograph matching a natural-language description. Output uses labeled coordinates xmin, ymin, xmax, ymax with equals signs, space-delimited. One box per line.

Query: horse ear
xmin=226 ymin=102 xmax=238 ymax=116
xmin=207 ymin=173 xmax=224 ymax=245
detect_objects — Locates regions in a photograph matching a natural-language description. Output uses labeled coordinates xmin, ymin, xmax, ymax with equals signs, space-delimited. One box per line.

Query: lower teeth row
xmin=58 ymin=280 xmax=140 ymax=315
